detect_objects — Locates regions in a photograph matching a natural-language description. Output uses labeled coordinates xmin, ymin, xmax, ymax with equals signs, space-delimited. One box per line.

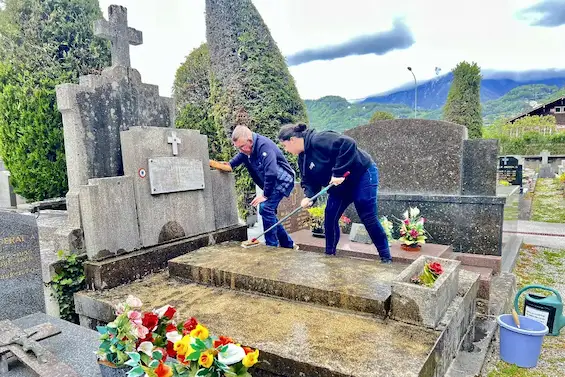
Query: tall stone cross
xmin=540 ymin=150 xmax=550 ymax=165
xmin=94 ymin=5 xmax=143 ymax=68
xmin=168 ymin=132 xmax=182 ymax=156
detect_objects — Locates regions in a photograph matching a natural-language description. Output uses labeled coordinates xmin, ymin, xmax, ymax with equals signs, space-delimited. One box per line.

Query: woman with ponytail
xmin=278 ymin=123 xmax=392 ymax=263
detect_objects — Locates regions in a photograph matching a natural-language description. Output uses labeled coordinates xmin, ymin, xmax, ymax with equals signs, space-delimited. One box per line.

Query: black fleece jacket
xmin=298 ymin=129 xmax=374 ymax=199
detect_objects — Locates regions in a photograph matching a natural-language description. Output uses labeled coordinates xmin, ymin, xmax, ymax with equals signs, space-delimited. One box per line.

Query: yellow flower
xmin=242 ymin=349 xmax=259 ymax=368
xmin=190 ymin=324 xmax=209 ymax=341
xmin=199 ymin=350 xmax=214 ymax=368
xmin=174 ymin=335 xmax=194 ymax=358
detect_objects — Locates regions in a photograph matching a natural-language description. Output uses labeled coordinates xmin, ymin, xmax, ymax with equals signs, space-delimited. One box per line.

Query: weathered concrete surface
xmin=75 ymin=272 xmax=439 ymax=377
xmin=84 ymin=225 xmax=247 ymax=290
xmin=169 ymin=244 xmax=404 ymax=317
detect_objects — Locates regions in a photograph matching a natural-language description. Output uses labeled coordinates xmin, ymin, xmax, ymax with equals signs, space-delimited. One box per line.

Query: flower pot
xmin=401 ymin=243 xmax=421 ymax=252
xmin=311 ymin=227 xmax=325 ymax=238
xmin=98 ymin=361 xmax=130 ymax=377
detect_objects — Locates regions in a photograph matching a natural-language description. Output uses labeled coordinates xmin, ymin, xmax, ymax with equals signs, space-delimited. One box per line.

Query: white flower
xmin=155 ymin=305 xmax=172 ymax=319
xmin=137 ymin=341 xmax=154 ymax=356
xmin=115 ymin=303 xmax=126 ymax=315
xmin=402 ymin=210 xmax=409 ymax=219
xmin=409 ymin=207 xmax=420 ymax=219
xmin=217 ymin=343 xmax=246 ymax=365
xmin=126 ymin=295 xmax=143 ymax=309
xmin=166 ymin=331 xmax=182 ymax=344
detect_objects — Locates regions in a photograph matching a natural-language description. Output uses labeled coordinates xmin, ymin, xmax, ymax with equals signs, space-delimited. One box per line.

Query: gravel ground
xmin=483 ymin=244 xmax=565 ymax=377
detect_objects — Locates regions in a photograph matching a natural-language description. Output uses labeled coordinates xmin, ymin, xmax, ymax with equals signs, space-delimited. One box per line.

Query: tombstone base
xmin=84 ymin=224 xmax=247 ymax=290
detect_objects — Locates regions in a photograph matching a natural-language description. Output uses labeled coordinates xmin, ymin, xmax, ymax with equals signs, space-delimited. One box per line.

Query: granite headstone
xmin=349 ymin=223 xmax=373 ymax=244
xmin=0 ymin=211 xmax=45 ymax=320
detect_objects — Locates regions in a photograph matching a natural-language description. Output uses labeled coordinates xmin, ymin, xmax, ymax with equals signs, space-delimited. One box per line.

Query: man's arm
xmin=229 ymin=152 xmax=246 ymax=169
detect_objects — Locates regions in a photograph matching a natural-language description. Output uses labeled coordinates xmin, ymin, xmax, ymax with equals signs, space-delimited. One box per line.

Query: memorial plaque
xmin=148 ymin=157 xmax=205 ymax=195
xmin=0 ymin=211 xmax=45 ymax=320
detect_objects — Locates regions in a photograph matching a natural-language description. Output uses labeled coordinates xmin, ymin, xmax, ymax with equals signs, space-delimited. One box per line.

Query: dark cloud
xmin=519 ymin=0 xmax=565 ymax=27
xmin=482 ymin=68 xmax=565 ymax=81
xmin=286 ymin=19 xmax=414 ymax=66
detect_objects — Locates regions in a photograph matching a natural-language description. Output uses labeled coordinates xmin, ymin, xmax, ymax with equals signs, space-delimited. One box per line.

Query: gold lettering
xmin=1 ymin=235 xmax=25 ymax=245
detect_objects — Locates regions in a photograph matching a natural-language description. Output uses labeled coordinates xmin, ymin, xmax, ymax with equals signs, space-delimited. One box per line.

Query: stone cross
xmin=540 ymin=150 xmax=550 ymax=165
xmin=94 ymin=5 xmax=143 ymax=68
xmin=0 ymin=320 xmax=79 ymax=376
xmin=168 ymin=132 xmax=182 ymax=156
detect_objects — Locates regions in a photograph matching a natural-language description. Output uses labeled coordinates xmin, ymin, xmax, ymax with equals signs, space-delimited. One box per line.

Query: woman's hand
xmin=301 ymin=198 xmax=313 ymax=208
xmin=329 ymin=176 xmax=346 ymax=186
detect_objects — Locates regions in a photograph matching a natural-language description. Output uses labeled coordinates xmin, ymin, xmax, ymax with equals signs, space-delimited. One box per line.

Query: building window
xmin=555 ymin=107 xmax=562 ymax=113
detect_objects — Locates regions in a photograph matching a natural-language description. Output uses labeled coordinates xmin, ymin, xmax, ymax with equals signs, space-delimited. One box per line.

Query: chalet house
xmin=508 ymin=97 xmax=565 ymax=130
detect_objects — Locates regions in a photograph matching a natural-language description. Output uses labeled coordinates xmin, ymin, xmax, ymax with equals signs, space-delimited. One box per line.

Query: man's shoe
xmin=293 ymin=244 xmax=300 ymax=251
xmin=381 ymin=259 xmax=392 ymax=264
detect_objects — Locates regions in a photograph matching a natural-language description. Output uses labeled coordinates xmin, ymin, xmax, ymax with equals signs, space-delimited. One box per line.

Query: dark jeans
xmin=324 ymin=164 xmax=391 ymax=261
xmin=259 ymin=191 xmax=294 ymax=248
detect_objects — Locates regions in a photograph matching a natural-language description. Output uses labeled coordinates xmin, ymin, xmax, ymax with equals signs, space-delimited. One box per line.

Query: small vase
xmin=401 ymin=243 xmax=421 ymax=252
xmin=312 ymin=227 xmax=325 ymax=238
xmin=98 ymin=361 xmax=130 ymax=377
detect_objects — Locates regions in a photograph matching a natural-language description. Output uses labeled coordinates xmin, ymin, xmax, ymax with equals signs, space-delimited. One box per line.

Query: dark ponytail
xmin=278 ymin=123 xmax=308 ymax=141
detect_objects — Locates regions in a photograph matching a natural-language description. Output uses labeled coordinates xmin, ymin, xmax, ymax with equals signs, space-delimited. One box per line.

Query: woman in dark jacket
xmin=278 ymin=123 xmax=392 ymax=263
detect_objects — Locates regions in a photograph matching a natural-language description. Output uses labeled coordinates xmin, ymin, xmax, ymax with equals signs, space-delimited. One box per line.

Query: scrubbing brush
xmin=241 ymin=171 xmax=350 ymax=248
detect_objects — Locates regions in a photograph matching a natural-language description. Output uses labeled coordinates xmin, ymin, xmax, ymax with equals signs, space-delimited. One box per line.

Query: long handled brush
xmin=241 ymin=171 xmax=350 ymax=248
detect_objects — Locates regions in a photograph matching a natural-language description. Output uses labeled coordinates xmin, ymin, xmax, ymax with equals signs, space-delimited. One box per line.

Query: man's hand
xmin=301 ymin=198 xmax=313 ymax=208
xmin=250 ymin=195 xmax=267 ymax=207
xmin=329 ymin=176 xmax=346 ymax=186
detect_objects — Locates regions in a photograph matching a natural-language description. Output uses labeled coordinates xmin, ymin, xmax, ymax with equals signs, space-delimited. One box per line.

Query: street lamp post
xmin=407 ymin=67 xmax=417 ymax=118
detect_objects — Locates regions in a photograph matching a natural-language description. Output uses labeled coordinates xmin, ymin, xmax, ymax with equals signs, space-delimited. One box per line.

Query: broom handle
xmin=252 ymin=171 xmax=350 ymax=242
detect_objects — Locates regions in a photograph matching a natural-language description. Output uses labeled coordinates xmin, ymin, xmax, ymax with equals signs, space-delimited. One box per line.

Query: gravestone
xmin=349 ymin=223 xmax=372 ymax=244
xmin=344 ymin=119 xmax=505 ymax=255
xmin=0 ymin=211 xmax=44 ymax=320
xmin=539 ymin=150 xmax=554 ymax=178
xmin=498 ymin=156 xmax=523 ymax=190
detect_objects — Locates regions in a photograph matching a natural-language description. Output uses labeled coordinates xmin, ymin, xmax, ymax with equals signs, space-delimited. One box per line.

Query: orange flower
xmin=154 ymin=361 xmax=173 ymax=377
xmin=199 ymin=350 xmax=214 ymax=368
xmin=213 ymin=335 xmax=235 ymax=348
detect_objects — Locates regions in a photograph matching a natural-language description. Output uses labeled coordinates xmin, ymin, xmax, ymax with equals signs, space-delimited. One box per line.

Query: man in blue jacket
xmin=223 ymin=125 xmax=296 ymax=249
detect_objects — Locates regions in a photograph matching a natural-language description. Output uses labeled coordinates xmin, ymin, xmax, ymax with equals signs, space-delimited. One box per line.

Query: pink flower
xmin=128 ymin=311 xmax=143 ymax=326
xmin=132 ymin=324 xmax=149 ymax=339
xmin=404 ymin=219 xmax=410 ymax=225
xmin=410 ymin=229 xmax=419 ymax=238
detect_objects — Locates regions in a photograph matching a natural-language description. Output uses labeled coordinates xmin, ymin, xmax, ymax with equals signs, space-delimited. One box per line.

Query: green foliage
xmin=370 ymin=110 xmax=395 ymax=122
xmin=204 ymin=0 xmax=307 ymax=218
xmin=47 ymin=251 xmax=86 ymax=323
xmin=0 ymin=0 xmax=110 ymax=200
xmin=443 ymin=61 xmax=483 ymax=138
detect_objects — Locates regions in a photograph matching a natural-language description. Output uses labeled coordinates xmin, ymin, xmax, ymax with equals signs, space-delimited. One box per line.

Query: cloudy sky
xmin=98 ymin=0 xmax=565 ymax=101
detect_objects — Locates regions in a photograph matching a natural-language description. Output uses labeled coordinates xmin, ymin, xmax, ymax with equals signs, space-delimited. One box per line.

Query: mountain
xmin=360 ymin=73 xmax=565 ymax=109
xmin=305 ymin=83 xmax=565 ymax=132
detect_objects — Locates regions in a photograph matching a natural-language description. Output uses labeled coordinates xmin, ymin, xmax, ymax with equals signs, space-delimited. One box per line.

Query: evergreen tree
xmin=370 ymin=111 xmax=395 ymax=122
xmin=0 ymin=0 xmax=110 ymax=201
xmin=205 ymin=0 xmax=308 ymax=217
xmin=443 ymin=61 xmax=483 ymax=139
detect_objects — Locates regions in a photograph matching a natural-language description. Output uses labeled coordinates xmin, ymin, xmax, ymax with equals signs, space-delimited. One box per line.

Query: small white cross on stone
xmin=168 ymin=132 xmax=182 ymax=156
xmin=501 ymin=157 xmax=509 ymax=165
xmin=94 ymin=5 xmax=143 ymax=68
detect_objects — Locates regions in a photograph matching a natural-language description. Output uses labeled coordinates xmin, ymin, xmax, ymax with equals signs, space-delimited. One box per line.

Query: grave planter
xmin=400 ymin=243 xmax=421 ymax=252
xmin=98 ymin=361 xmax=130 ymax=377
xmin=391 ymin=255 xmax=460 ymax=328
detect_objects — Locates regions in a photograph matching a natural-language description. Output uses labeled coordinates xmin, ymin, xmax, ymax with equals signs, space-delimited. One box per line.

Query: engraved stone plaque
xmin=148 ymin=157 xmax=205 ymax=195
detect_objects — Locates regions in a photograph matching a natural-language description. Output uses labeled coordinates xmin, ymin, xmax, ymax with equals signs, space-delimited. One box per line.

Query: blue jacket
xmin=230 ymin=133 xmax=295 ymax=198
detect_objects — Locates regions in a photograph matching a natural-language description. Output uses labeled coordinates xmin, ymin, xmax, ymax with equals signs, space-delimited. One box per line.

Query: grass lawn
xmin=530 ymin=178 xmax=565 ymax=223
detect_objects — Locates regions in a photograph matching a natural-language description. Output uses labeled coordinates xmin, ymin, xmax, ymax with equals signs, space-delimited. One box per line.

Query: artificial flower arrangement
xmin=305 ymin=203 xmax=350 ymax=234
xmin=379 ymin=216 xmax=394 ymax=241
xmin=96 ymin=295 xmax=259 ymax=377
xmin=410 ymin=261 xmax=444 ymax=287
xmin=398 ymin=207 xmax=427 ymax=250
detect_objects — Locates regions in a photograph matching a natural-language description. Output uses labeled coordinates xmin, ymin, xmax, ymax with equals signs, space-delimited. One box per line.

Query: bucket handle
xmin=514 ymin=285 xmax=562 ymax=313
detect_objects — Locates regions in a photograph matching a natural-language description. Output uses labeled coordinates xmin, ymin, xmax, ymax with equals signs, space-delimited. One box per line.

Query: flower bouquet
xmin=379 ymin=216 xmax=394 ymax=242
xmin=96 ymin=296 xmax=260 ymax=377
xmin=410 ymin=261 xmax=443 ymax=287
xmin=398 ymin=207 xmax=427 ymax=251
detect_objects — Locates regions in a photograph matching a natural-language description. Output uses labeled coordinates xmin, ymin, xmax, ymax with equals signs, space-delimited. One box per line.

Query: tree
xmin=443 ymin=61 xmax=483 ymax=139
xmin=370 ymin=111 xmax=395 ymax=122
xmin=205 ymin=0 xmax=308 ymax=217
xmin=173 ymin=43 xmax=229 ymax=160
xmin=0 ymin=0 xmax=110 ymax=201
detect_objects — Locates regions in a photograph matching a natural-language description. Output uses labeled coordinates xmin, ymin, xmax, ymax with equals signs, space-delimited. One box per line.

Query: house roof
xmin=507 ymin=96 xmax=565 ymax=123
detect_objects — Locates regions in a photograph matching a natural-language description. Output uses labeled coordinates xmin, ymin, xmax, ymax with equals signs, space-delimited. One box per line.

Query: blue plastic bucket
xmin=497 ymin=314 xmax=548 ymax=368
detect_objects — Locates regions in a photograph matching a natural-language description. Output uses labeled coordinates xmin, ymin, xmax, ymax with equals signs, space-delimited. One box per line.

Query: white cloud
xmin=98 ymin=0 xmax=565 ymax=101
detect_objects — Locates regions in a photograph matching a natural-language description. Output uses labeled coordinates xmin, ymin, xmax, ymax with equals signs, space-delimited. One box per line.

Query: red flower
xmin=428 ymin=262 xmax=443 ymax=275
xmin=163 ymin=306 xmax=176 ymax=319
xmin=183 ymin=317 xmax=198 ymax=334
xmin=154 ymin=361 xmax=173 ymax=377
xmin=142 ymin=312 xmax=159 ymax=331
xmin=213 ymin=336 xmax=235 ymax=348
xmin=243 ymin=346 xmax=254 ymax=355
xmin=166 ymin=323 xmax=178 ymax=333
xmin=166 ymin=341 xmax=177 ymax=358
